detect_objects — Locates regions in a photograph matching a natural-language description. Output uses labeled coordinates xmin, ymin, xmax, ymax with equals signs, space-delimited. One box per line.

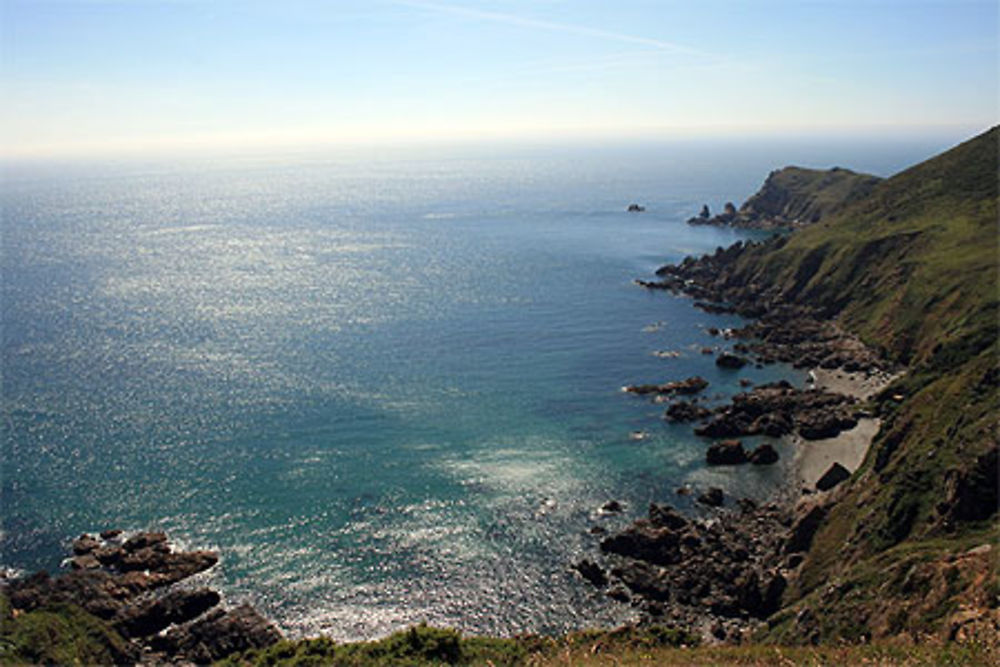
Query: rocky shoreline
xmin=1 ymin=530 xmax=281 ymax=663
xmin=3 ymin=238 xmax=897 ymax=658
xmin=577 ymin=236 xmax=895 ymax=642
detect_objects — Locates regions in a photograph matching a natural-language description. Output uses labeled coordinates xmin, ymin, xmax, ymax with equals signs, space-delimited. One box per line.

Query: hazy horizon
xmin=2 ymin=0 xmax=996 ymax=159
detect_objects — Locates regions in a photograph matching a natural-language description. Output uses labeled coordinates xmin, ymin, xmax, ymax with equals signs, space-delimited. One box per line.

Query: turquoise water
xmin=1 ymin=138 xmax=941 ymax=638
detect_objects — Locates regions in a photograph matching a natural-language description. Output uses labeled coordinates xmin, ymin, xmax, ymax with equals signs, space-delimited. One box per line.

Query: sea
xmin=0 ymin=135 xmax=950 ymax=639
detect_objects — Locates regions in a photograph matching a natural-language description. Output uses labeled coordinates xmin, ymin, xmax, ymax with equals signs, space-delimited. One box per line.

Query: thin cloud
xmin=391 ymin=0 xmax=713 ymax=59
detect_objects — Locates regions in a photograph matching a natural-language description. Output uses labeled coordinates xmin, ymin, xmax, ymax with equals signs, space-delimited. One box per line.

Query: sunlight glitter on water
xmin=6 ymin=139 xmax=924 ymax=637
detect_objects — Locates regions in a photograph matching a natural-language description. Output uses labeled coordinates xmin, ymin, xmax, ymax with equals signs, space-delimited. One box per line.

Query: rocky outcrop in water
xmin=623 ymin=376 xmax=708 ymax=397
xmin=2 ymin=530 xmax=281 ymax=664
xmin=705 ymin=440 xmax=748 ymax=466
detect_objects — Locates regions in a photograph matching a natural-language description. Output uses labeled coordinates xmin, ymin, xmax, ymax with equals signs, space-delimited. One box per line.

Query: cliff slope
xmin=690 ymin=166 xmax=882 ymax=229
xmin=700 ymin=127 xmax=998 ymax=643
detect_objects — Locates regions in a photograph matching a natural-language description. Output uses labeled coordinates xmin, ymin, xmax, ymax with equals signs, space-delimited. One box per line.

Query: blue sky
xmin=1 ymin=0 xmax=997 ymax=156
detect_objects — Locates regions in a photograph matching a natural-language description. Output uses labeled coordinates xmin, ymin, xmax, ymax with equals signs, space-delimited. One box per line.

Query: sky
xmin=1 ymin=0 xmax=997 ymax=157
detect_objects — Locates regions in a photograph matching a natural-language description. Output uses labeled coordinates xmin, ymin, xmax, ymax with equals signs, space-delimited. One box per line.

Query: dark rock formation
xmin=715 ymin=352 xmax=748 ymax=369
xmin=783 ymin=504 xmax=829 ymax=554
xmin=600 ymin=522 xmax=682 ymax=566
xmin=648 ymin=503 xmax=689 ymax=531
xmin=624 ymin=376 xmax=708 ymax=396
xmin=151 ymin=604 xmax=281 ymax=664
xmin=584 ymin=501 xmax=795 ymax=633
xmin=664 ymin=400 xmax=711 ymax=423
xmin=706 ymin=440 xmax=748 ymax=466
xmin=573 ymin=559 xmax=608 ymax=587
xmin=696 ymin=487 xmax=725 ymax=507
xmin=116 ymin=588 xmax=221 ymax=639
xmin=650 ymin=244 xmax=884 ymax=375
xmin=694 ymin=381 xmax=856 ymax=441
xmin=749 ymin=444 xmax=780 ymax=465
xmin=601 ymin=500 xmax=624 ymax=513
xmin=1 ymin=530 xmax=280 ymax=663
xmin=815 ymin=462 xmax=851 ymax=491
xmin=72 ymin=534 xmax=101 ymax=555
xmin=941 ymin=444 xmax=998 ymax=522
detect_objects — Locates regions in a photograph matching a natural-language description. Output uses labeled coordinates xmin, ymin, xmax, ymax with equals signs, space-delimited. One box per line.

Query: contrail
xmin=390 ymin=0 xmax=712 ymax=58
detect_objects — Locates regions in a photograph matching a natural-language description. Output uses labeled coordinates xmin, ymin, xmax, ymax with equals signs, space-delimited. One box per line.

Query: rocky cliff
xmin=689 ymin=166 xmax=882 ymax=229
xmin=666 ymin=126 xmax=998 ymax=644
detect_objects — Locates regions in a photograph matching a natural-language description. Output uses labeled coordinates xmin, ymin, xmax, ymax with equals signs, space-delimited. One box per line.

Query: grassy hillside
xmin=217 ymin=624 xmax=993 ymax=666
xmin=0 ymin=595 xmax=136 ymax=665
xmin=739 ymin=166 xmax=883 ymax=225
xmin=718 ymin=127 xmax=998 ymax=643
xmin=729 ymin=129 xmax=997 ymax=366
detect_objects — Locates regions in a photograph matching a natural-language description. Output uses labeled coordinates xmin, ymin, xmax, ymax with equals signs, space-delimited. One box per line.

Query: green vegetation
xmin=741 ymin=165 xmax=883 ymax=225
xmin=218 ymin=624 xmax=997 ymax=666
xmin=720 ymin=127 xmax=999 ymax=644
xmin=3 ymin=602 xmax=994 ymax=666
xmin=0 ymin=594 xmax=133 ymax=665
xmin=730 ymin=128 xmax=997 ymax=367
xmin=216 ymin=624 xmax=698 ymax=666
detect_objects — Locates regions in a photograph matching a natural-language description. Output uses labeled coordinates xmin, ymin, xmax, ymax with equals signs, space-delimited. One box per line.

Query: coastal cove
xmin=0 ymin=137 xmax=959 ymax=642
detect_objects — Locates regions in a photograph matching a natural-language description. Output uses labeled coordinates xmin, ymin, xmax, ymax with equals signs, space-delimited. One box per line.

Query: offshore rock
xmin=716 ymin=352 xmax=748 ymax=369
xmin=749 ymin=443 xmax=780 ymax=465
xmin=706 ymin=440 xmax=748 ymax=466
xmin=624 ymin=376 xmax=709 ymax=396
xmin=601 ymin=500 xmax=624 ymax=513
xmin=697 ymin=487 xmax=725 ymax=507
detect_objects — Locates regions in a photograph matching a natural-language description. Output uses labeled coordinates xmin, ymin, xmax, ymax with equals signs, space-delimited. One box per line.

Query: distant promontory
xmin=689 ymin=166 xmax=882 ymax=229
